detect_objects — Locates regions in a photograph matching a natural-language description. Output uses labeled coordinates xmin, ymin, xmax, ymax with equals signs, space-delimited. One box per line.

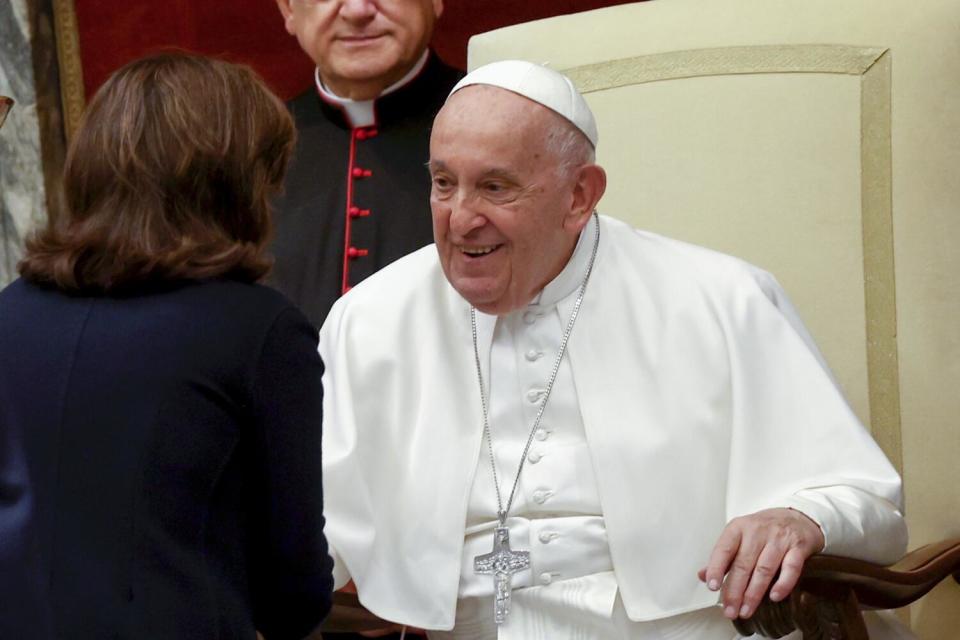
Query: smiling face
xmin=278 ymin=0 xmax=442 ymax=100
xmin=429 ymin=86 xmax=605 ymax=315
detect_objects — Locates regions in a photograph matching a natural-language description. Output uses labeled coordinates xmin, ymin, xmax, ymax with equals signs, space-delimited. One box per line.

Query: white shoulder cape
xmin=318 ymin=215 xmax=906 ymax=629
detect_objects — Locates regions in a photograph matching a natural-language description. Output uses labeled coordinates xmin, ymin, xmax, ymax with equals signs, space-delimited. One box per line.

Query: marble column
xmin=0 ymin=0 xmax=66 ymax=288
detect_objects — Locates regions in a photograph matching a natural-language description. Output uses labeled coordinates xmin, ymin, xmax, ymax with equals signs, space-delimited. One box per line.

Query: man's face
xmin=279 ymin=0 xmax=442 ymax=99
xmin=429 ymin=86 xmax=590 ymax=316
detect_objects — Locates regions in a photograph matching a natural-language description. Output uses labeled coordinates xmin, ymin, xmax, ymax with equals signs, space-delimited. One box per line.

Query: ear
xmin=432 ymin=0 xmax=444 ymax=19
xmin=564 ymin=163 xmax=607 ymax=233
xmin=275 ymin=0 xmax=298 ymax=35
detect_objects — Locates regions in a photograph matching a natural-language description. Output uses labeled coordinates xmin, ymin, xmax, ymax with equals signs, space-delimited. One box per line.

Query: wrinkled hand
xmin=698 ymin=508 xmax=825 ymax=620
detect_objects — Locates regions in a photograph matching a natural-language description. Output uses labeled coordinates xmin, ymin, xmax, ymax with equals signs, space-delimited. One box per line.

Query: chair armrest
xmin=734 ymin=537 xmax=960 ymax=639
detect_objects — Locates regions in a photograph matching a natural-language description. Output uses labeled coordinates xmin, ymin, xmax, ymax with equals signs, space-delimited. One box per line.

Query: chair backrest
xmin=468 ymin=1 xmax=960 ymax=634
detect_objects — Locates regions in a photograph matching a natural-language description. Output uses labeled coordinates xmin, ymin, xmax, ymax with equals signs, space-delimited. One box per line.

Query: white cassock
xmin=318 ymin=214 xmax=910 ymax=638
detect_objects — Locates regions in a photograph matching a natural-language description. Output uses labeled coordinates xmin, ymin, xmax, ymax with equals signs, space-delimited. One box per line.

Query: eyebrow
xmin=479 ymin=169 xmax=520 ymax=182
xmin=426 ymin=160 xmax=520 ymax=183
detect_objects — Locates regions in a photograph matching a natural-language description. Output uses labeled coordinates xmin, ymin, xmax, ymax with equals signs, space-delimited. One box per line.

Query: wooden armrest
xmin=734 ymin=537 xmax=960 ymax=639
xmin=0 ymin=96 xmax=13 ymax=130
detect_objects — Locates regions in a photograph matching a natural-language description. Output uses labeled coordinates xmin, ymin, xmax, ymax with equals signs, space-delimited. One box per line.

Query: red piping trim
xmin=341 ymin=129 xmax=359 ymax=294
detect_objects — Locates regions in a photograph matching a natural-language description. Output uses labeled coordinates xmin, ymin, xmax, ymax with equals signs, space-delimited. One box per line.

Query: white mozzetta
xmin=318 ymin=215 xmax=906 ymax=629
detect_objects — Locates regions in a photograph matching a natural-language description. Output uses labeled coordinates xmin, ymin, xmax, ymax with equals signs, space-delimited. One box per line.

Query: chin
xmin=466 ymin=293 xmax=520 ymax=316
xmin=454 ymin=286 xmax=499 ymax=313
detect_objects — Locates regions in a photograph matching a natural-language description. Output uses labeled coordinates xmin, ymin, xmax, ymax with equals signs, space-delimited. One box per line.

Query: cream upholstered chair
xmin=468 ymin=1 xmax=960 ymax=638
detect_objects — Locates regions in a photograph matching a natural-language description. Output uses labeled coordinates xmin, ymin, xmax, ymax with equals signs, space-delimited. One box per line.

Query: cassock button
xmin=355 ymin=129 xmax=368 ymax=140
xmin=349 ymin=207 xmax=371 ymax=218
xmin=538 ymin=531 xmax=555 ymax=544
xmin=528 ymin=452 xmax=542 ymax=464
xmin=525 ymin=349 xmax=542 ymax=362
xmin=522 ymin=311 xmax=538 ymax=325
xmin=539 ymin=572 xmax=553 ymax=585
xmin=352 ymin=167 xmax=373 ymax=178
xmin=535 ymin=428 xmax=549 ymax=441
xmin=532 ymin=490 xmax=548 ymax=504
xmin=347 ymin=247 xmax=369 ymax=258
xmin=526 ymin=389 xmax=542 ymax=403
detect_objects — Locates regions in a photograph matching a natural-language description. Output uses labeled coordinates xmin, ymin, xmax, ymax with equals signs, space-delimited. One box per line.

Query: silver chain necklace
xmin=470 ymin=212 xmax=600 ymax=624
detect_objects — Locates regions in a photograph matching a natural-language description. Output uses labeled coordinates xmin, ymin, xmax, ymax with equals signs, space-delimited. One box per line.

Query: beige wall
xmin=470 ymin=1 xmax=960 ymax=635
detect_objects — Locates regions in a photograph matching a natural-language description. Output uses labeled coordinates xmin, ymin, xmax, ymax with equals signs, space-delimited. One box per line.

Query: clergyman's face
xmin=428 ymin=86 xmax=589 ymax=316
xmin=280 ymin=0 xmax=442 ymax=99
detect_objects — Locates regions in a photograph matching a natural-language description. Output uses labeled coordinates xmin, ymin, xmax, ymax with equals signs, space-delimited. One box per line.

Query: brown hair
xmin=19 ymin=52 xmax=295 ymax=292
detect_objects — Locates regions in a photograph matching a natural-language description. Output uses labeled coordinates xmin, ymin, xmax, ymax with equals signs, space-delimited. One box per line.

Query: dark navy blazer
xmin=0 ymin=278 xmax=333 ymax=639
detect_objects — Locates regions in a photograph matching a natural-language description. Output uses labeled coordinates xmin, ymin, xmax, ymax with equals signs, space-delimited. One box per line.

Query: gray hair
xmin=544 ymin=116 xmax=596 ymax=179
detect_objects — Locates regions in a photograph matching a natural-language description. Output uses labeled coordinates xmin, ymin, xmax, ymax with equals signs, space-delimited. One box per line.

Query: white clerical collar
xmin=530 ymin=214 xmax=597 ymax=309
xmin=314 ymin=50 xmax=429 ymax=128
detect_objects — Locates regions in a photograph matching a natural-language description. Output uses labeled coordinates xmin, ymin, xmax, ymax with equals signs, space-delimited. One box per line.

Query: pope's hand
xmin=697 ymin=507 xmax=825 ymax=620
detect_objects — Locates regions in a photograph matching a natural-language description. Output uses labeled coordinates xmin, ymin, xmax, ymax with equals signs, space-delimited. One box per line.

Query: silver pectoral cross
xmin=473 ymin=526 xmax=530 ymax=624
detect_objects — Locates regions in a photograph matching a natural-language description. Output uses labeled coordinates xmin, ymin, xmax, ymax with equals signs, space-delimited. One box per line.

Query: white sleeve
xmin=317 ymin=300 xmax=372 ymax=591
xmin=330 ymin=546 xmax=351 ymax=590
xmin=723 ymin=266 xmax=907 ymax=565
xmin=781 ymin=487 xmax=907 ymax=564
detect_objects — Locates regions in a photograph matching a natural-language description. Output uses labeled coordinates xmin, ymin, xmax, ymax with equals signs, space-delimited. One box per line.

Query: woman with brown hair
xmin=0 ymin=53 xmax=333 ymax=638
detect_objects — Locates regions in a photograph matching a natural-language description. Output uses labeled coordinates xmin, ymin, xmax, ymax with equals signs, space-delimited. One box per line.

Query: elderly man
xmin=318 ymin=61 xmax=908 ymax=638
xmin=272 ymin=0 xmax=462 ymax=328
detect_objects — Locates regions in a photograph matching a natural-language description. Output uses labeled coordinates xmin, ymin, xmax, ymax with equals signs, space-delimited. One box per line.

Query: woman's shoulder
xmin=172 ymin=279 xmax=312 ymax=335
xmin=186 ymin=279 xmax=294 ymax=310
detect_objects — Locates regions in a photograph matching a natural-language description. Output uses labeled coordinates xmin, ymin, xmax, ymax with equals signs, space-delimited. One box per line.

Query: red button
xmin=355 ymin=129 xmax=368 ymax=140
xmin=352 ymin=167 xmax=373 ymax=178
xmin=347 ymin=247 xmax=369 ymax=258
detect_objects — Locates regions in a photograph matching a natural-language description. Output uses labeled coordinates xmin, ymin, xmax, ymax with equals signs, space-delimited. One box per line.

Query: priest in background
xmin=317 ymin=61 xmax=914 ymax=638
xmin=272 ymin=0 xmax=462 ymax=328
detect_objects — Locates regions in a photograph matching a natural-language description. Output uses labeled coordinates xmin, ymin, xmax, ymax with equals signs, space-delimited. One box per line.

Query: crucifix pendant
xmin=473 ymin=526 xmax=530 ymax=624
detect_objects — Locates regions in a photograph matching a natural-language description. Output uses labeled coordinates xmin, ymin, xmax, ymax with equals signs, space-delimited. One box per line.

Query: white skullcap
xmin=449 ymin=60 xmax=598 ymax=148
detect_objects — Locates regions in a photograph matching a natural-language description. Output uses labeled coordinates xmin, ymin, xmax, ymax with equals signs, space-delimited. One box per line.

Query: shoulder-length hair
xmin=19 ymin=52 xmax=295 ymax=292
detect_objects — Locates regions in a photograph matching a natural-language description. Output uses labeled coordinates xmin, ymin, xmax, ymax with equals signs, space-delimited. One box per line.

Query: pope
xmin=317 ymin=60 xmax=909 ymax=638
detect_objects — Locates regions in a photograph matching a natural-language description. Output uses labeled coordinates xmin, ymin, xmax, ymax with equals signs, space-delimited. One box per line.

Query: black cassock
xmin=270 ymin=54 xmax=463 ymax=329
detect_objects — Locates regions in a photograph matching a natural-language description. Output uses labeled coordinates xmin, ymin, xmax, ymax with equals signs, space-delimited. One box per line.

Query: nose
xmin=447 ymin=191 xmax=487 ymax=238
xmin=339 ymin=0 xmax=377 ymax=20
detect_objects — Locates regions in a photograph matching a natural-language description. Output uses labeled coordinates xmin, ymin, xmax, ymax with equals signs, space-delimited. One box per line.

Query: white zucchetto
xmin=449 ymin=60 xmax=599 ymax=148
